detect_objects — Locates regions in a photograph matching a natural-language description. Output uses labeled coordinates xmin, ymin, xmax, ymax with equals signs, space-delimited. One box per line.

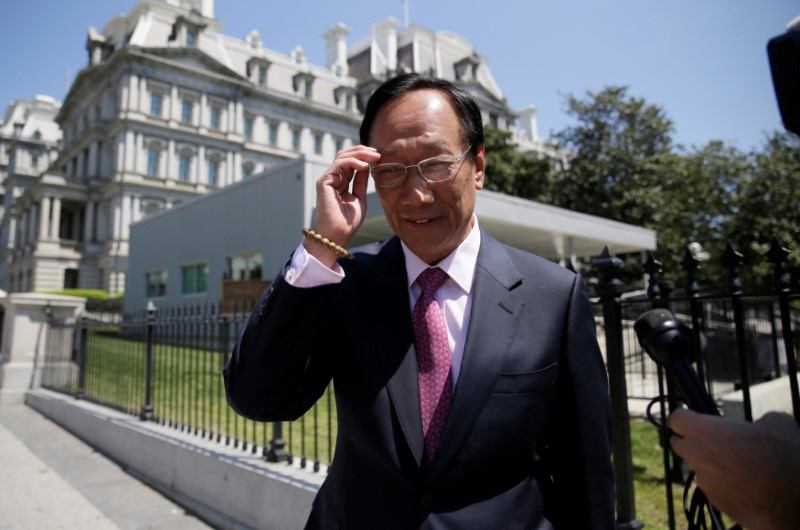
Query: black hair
xmin=358 ymin=73 xmax=484 ymax=159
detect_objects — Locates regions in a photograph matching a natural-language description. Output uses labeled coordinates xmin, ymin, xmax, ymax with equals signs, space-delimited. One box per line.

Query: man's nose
xmin=404 ymin=166 xmax=434 ymax=202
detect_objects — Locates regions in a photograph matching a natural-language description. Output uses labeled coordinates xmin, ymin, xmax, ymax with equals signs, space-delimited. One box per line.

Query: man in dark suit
xmin=224 ymin=74 xmax=614 ymax=529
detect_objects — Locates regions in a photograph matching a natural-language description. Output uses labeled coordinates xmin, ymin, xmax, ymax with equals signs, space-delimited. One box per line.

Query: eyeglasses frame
xmin=368 ymin=145 xmax=474 ymax=189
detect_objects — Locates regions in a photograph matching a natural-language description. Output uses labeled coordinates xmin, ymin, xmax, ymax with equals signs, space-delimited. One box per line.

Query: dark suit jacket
xmin=224 ymin=230 xmax=614 ymax=529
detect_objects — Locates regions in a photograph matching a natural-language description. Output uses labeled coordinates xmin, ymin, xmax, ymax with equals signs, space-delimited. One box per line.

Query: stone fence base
xmin=25 ymin=389 xmax=320 ymax=530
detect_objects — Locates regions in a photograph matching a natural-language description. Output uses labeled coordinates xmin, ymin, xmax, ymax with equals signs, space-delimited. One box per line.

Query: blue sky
xmin=2 ymin=1 xmax=797 ymax=152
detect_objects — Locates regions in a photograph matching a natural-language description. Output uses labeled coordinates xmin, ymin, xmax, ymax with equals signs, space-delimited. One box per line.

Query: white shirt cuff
xmin=284 ymin=242 xmax=345 ymax=287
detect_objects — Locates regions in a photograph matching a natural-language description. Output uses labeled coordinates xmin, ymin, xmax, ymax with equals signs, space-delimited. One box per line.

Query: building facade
xmin=0 ymin=96 xmax=63 ymax=292
xmin=0 ymin=0 xmax=555 ymax=295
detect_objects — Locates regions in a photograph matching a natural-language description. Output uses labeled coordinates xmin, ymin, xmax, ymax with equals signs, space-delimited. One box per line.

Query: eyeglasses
xmin=368 ymin=145 xmax=473 ymax=189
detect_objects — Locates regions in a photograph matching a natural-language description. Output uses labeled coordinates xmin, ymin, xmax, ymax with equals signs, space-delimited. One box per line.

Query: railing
xmin=592 ymin=239 xmax=799 ymax=529
xmin=37 ymin=237 xmax=799 ymax=530
xmin=40 ymin=303 xmax=336 ymax=473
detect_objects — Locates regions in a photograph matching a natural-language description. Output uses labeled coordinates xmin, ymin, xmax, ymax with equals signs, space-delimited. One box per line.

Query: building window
xmin=335 ymin=138 xmax=343 ymax=154
xmin=182 ymin=263 xmax=208 ymax=294
xmin=244 ymin=117 xmax=253 ymax=141
xmin=186 ymin=30 xmax=197 ymax=46
xmin=146 ymin=269 xmax=167 ymax=298
xmin=207 ymin=160 xmax=218 ymax=185
xmin=31 ymin=154 xmax=39 ymax=170
xmin=227 ymin=252 xmax=263 ymax=280
xmin=314 ymin=133 xmax=323 ymax=155
xmin=179 ymin=155 xmax=191 ymax=181
xmin=258 ymin=66 xmax=266 ymax=85
xmin=147 ymin=149 xmax=160 ymax=176
xmin=210 ymin=106 xmax=220 ymax=130
xmin=242 ymin=164 xmax=252 ymax=178
xmin=150 ymin=94 xmax=162 ymax=117
xmin=291 ymin=129 xmax=301 ymax=151
xmin=181 ymin=100 xmax=193 ymax=124
xmin=268 ymin=123 xmax=277 ymax=146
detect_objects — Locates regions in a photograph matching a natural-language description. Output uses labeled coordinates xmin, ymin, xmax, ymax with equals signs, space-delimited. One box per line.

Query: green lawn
xmin=44 ymin=327 xmax=685 ymax=525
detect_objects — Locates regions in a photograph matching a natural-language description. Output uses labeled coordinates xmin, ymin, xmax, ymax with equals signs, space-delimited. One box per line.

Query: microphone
xmin=634 ymin=308 xmax=719 ymax=415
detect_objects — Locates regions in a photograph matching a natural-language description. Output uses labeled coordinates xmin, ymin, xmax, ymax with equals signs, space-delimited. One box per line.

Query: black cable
xmin=645 ymin=396 xmax=743 ymax=530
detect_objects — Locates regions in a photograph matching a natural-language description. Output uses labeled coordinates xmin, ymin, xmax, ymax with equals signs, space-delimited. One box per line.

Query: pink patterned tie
xmin=413 ymin=267 xmax=453 ymax=464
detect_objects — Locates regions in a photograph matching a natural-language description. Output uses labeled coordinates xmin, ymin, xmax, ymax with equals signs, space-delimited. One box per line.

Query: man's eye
xmin=374 ymin=165 xmax=404 ymax=177
xmin=421 ymin=160 xmax=452 ymax=174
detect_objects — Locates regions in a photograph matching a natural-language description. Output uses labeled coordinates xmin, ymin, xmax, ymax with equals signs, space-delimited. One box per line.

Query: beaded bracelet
xmin=302 ymin=228 xmax=353 ymax=259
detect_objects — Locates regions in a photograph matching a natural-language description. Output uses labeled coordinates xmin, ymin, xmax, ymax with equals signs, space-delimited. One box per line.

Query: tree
xmin=553 ymin=86 xmax=674 ymax=225
xmin=657 ymin=141 xmax=751 ymax=287
xmin=482 ymin=126 xmax=555 ymax=203
xmin=552 ymin=86 xmax=678 ymax=284
xmin=727 ymin=131 xmax=800 ymax=288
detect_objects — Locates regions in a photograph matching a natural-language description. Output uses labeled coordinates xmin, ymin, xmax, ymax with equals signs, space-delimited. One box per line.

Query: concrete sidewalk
xmin=0 ymin=404 xmax=212 ymax=530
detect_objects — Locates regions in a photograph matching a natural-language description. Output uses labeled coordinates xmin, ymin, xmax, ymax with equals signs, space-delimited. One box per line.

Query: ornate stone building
xmin=0 ymin=0 xmax=551 ymax=294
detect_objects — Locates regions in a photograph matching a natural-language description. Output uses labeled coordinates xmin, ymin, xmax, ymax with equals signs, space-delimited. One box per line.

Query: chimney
xmin=323 ymin=23 xmax=351 ymax=76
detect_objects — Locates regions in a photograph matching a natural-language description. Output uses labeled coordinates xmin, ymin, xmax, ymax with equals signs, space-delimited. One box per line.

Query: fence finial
xmin=643 ymin=251 xmax=662 ymax=300
xmin=721 ymin=241 xmax=744 ymax=295
xmin=765 ymin=237 xmax=791 ymax=291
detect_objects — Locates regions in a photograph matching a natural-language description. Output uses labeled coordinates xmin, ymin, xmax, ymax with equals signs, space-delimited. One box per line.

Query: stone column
xmin=120 ymin=74 xmax=130 ymax=112
xmin=121 ymin=194 xmax=131 ymax=239
xmin=27 ymin=204 xmax=38 ymax=244
xmin=135 ymin=133 xmax=144 ymax=174
xmin=228 ymin=100 xmax=236 ymax=133
xmin=235 ymin=101 xmax=244 ymax=135
xmin=197 ymin=145 xmax=206 ymax=184
xmin=233 ymin=151 xmax=242 ymax=182
xmin=129 ymin=74 xmax=139 ymax=112
xmin=139 ymin=76 xmax=148 ymax=114
xmin=132 ymin=195 xmax=141 ymax=225
xmin=83 ymin=201 xmax=95 ymax=243
xmin=8 ymin=216 xmax=16 ymax=247
xmin=200 ymin=93 xmax=208 ymax=129
xmin=167 ymin=139 xmax=176 ymax=179
xmin=88 ymin=141 xmax=99 ymax=178
xmin=112 ymin=196 xmax=122 ymax=240
xmin=39 ymin=197 xmax=50 ymax=240
xmin=49 ymin=198 xmax=61 ymax=240
xmin=170 ymin=84 xmax=179 ymax=121
xmin=226 ymin=150 xmax=234 ymax=186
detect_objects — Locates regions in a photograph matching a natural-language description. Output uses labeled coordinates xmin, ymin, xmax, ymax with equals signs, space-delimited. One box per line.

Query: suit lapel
xmin=364 ymin=238 xmax=426 ymax=466
xmin=425 ymin=231 xmax=525 ymax=484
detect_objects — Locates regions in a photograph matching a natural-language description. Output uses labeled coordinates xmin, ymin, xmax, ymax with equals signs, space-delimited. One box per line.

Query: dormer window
xmin=334 ymin=86 xmax=357 ymax=112
xmin=170 ymin=10 xmax=206 ymax=48
xmin=247 ymin=57 xmax=271 ymax=87
xmin=454 ymin=54 xmax=482 ymax=82
xmin=293 ymin=72 xmax=315 ymax=100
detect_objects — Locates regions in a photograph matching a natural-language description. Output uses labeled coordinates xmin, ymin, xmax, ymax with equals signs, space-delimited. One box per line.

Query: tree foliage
xmin=726 ymin=131 xmax=800 ymax=288
xmin=485 ymin=85 xmax=799 ymax=291
xmin=482 ymin=126 xmax=555 ymax=203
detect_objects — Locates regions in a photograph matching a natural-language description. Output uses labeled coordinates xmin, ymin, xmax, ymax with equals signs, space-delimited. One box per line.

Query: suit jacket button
xmin=419 ymin=494 xmax=432 ymax=508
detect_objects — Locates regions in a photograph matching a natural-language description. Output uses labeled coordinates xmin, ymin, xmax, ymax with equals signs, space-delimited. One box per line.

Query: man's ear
xmin=473 ymin=145 xmax=485 ymax=190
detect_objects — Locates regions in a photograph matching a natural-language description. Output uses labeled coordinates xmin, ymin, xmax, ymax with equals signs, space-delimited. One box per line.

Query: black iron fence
xmin=40 ymin=303 xmax=335 ymax=473
xmin=592 ymin=239 xmax=799 ymax=529
xmin=38 ymin=238 xmax=799 ymax=529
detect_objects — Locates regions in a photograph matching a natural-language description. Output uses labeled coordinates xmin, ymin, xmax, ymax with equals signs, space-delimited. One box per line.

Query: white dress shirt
xmin=284 ymin=219 xmax=481 ymax=388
